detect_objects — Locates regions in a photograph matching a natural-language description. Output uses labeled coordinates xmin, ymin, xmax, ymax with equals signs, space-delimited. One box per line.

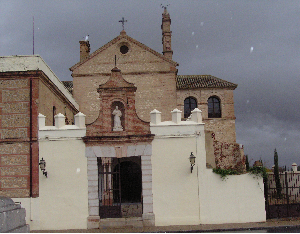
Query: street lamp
xmin=189 ymin=152 xmax=196 ymax=173
xmin=39 ymin=158 xmax=48 ymax=177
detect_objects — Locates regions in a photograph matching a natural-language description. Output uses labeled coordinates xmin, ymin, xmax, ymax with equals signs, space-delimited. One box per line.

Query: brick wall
xmin=39 ymin=78 xmax=76 ymax=125
xmin=176 ymin=88 xmax=236 ymax=143
xmin=0 ymin=77 xmax=32 ymax=197
xmin=0 ymin=70 xmax=78 ymax=198
xmin=0 ymin=143 xmax=31 ymax=197
xmin=214 ymin=140 xmax=246 ymax=172
xmin=72 ymin=36 xmax=177 ymax=124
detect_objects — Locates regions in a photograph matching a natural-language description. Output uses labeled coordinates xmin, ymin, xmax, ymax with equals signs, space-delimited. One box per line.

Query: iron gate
xmin=98 ymin=158 xmax=121 ymax=219
xmin=266 ymin=171 xmax=300 ymax=219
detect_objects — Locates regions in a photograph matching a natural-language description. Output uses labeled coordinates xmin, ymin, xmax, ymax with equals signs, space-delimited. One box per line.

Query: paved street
xmin=31 ymin=217 xmax=300 ymax=233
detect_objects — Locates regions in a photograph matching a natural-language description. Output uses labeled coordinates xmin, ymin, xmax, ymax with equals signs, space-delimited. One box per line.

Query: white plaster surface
xmin=151 ymin=112 xmax=266 ymax=226
xmin=22 ymin=116 xmax=89 ymax=230
xmin=152 ymin=136 xmax=201 ymax=226
xmin=37 ymin=138 xmax=88 ymax=230
xmin=199 ymin=170 xmax=266 ymax=224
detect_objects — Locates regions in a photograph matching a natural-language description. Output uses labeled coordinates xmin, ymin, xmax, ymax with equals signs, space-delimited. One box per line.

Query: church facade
xmin=66 ymin=7 xmax=246 ymax=228
xmin=70 ymin=9 xmax=237 ymax=144
xmin=0 ymin=8 xmax=263 ymax=230
xmin=69 ymin=8 xmax=243 ymax=171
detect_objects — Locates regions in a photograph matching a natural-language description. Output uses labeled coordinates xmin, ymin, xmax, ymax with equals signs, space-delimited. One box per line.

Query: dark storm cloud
xmin=2 ymin=0 xmax=300 ymax=168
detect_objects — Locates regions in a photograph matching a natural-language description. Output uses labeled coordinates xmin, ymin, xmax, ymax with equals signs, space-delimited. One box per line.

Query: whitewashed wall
xmin=199 ymin=171 xmax=266 ymax=224
xmin=13 ymin=113 xmax=88 ymax=230
xmin=151 ymin=108 xmax=204 ymax=226
xmin=151 ymin=108 xmax=266 ymax=226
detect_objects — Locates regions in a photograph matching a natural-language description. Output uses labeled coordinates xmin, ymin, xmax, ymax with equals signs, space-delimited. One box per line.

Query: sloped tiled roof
xmin=62 ymin=81 xmax=73 ymax=94
xmin=176 ymin=75 xmax=237 ymax=90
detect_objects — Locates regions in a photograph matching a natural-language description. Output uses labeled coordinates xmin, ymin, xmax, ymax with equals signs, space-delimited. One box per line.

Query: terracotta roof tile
xmin=176 ymin=75 xmax=237 ymax=90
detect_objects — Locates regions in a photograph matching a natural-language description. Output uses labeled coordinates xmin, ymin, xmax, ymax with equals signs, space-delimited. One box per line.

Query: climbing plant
xmin=212 ymin=167 xmax=240 ymax=180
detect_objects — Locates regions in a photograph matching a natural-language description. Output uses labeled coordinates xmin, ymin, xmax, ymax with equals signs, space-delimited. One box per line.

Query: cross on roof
xmin=119 ymin=17 xmax=127 ymax=31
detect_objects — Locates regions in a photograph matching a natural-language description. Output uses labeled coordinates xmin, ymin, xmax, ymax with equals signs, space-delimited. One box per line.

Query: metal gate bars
xmin=266 ymin=171 xmax=300 ymax=219
xmin=98 ymin=157 xmax=122 ymax=219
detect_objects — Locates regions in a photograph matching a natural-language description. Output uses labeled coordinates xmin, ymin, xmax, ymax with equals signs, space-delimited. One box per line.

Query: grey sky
xmin=2 ymin=0 xmax=300 ymax=168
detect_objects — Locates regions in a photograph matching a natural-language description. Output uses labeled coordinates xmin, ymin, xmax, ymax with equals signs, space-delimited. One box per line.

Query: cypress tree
xmin=245 ymin=155 xmax=249 ymax=171
xmin=274 ymin=149 xmax=282 ymax=198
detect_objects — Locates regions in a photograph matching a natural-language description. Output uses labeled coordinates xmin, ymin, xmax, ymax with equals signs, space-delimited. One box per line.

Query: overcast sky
xmin=2 ymin=0 xmax=300 ymax=168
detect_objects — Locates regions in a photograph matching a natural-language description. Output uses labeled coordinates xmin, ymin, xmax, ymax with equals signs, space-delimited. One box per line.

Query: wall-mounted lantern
xmin=189 ymin=152 xmax=196 ymax=173
xmin=39 ymin=157 xmax=48 ymax=178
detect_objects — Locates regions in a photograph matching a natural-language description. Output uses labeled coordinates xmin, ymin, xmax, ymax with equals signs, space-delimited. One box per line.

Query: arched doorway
xmin=113 ymin=160 xmax=142 ymax=203
xmin=98 ymin=157 xmax=143 ymax=218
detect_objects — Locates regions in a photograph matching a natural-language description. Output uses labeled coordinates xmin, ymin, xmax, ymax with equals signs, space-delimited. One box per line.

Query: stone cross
xmin=119 ymin=17 xmax=127 ymax=31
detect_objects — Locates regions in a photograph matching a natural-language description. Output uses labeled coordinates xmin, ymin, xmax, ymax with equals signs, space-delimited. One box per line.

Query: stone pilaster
xmin=87 ymin=154 xmax=99 ymax=229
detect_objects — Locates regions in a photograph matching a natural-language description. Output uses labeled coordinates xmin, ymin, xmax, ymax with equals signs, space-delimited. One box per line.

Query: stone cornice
xmin=71 ymin=70 xmax=177 ymax=77
xmin=83 ymin=134 xmax=154 ymax=143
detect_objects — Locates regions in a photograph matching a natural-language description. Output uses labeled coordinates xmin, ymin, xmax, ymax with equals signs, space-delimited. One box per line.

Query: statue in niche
xmin=112 ymin=106 xmax=123 ymax=131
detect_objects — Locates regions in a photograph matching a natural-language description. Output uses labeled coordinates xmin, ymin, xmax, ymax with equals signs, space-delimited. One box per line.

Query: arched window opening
xmin=184 ymin=97 xmax=197 ymax=118
xmin=208 ymin=96 xmax=221 ymax=118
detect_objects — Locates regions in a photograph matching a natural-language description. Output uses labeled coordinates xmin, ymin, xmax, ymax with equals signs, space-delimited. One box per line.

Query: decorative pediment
xmin=85 ymin=67 xmax=152 ymax=141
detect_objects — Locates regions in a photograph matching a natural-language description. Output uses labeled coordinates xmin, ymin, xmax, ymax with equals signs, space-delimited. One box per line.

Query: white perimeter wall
xmin=199 ymin=171 xmax=266 ymax=224
xmin=151 ymin=108 xmax=266 ymax=226
xmin=12 ymin=113 xmax=89 ymax=230
xmin=38 ymin=138 xmax=88 ymax=230
xmin=152 ymin=136 xmax=202 ymax=226
xmin=13 ymin=138 xmax=88 ymax=230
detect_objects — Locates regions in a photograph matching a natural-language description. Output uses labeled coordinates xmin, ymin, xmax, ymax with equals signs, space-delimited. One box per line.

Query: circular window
xmin=120 ymin=45 xmax=129 ymax=54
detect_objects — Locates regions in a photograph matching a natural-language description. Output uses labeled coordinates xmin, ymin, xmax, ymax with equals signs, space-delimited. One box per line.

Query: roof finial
xmin=119 ymin=17 xmax=127 ymax=31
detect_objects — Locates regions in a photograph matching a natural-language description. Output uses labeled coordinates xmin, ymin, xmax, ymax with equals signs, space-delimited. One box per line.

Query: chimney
xmin=161 ymin=7 xmax=173 ymax=60
xmin=79 ymin=40 xmax=90 ymax=62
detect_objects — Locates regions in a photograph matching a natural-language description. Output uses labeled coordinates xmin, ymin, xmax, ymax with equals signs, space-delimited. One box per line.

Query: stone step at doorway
xmin=99 ymin=217 xmax=143 ymax=228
